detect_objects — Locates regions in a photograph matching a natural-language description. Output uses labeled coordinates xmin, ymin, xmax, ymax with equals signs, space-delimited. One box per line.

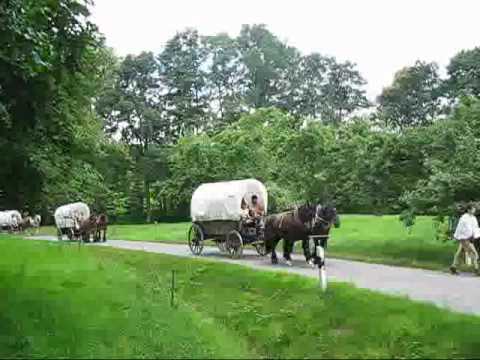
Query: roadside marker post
xmin=170 ymin=269 xmax=176 ymax=308
xmin=309 ymin=235 xmax=328 ymax=292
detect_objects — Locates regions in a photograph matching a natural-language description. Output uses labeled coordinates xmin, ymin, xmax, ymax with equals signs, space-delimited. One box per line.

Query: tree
xmin=0 ymin=0 xmax=108 ymax=214
xmin=237 ymin=24 xmax=299 ymax=109
xmin=159 ymin=29 xmax=208 ymax=138
xmin=377 ymin=61 xmax=442 ymax=129
xmin=403 ymin=98 xmax=480 ymax=217
xmin=281 ymin=54 xmax=369 ymax=123
xmin=96 ymin=52 xmax=165 ymax=221
xmin=202 ymin=33 xmax=246 ymax=127
xmin=321 ymin=60 xmax=369 ymax=124
xmin=446 ymin=47 xmax=480 ymax=100
xmin=159 ymin=108 xmax=299 ymax=214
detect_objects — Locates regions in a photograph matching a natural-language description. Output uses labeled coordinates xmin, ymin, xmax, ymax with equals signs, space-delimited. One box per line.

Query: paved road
xmin=29 ymin=236 xmax=480 ymax=316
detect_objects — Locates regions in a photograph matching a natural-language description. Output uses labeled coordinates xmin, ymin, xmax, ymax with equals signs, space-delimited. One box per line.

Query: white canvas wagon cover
xmin=54 ymin=202 xmax=90 ymax=229
xmin=191 ymin=179 xmax=267 ymax=222
xmin=0 ymin=210 xmax=22 ymax=227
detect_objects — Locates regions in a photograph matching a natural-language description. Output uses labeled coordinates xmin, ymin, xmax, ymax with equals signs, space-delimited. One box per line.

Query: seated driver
xmin=250 ymin=195 xmax=265 ymax=218
xmin=250 ymin=195 xmax=265 ymax=239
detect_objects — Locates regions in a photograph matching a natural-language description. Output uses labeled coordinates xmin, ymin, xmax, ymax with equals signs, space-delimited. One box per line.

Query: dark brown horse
xmin=78 ymin=215 xmax=98 ymax=242
xmin=264 ymin=203 xmax=338 ymax=265
xmin=95 ymin=214 xmax=108 ymax=242
xmin=303 ymin=205 xmax=339 ymax=265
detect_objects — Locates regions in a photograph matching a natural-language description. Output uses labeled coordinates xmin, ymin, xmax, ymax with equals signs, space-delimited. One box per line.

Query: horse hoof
xmin=286 ymin=260 xmax=293 ymax=267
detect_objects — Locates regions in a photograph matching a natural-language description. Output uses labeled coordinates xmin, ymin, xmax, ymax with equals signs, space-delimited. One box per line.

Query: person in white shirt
xmin=450 ymin=204 xmax=480 ymax=275
xmin=240 ymin=199 xmax=250 ymax=221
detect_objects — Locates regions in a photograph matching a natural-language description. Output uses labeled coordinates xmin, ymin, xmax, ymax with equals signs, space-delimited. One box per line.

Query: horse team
xmin=77 ymin=214 xmax=108 ymax=243
xmin=264 ymin=202 xmax=339 ymax=266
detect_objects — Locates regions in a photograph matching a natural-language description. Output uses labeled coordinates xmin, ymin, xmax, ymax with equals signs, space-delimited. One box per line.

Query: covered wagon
xmin=54 ymin=202 xmax=90 ymax=241
xmin=188 ymin=179 xmax=268 ymax=257
xmin=0 ymin=210 xmax=22 ymax=232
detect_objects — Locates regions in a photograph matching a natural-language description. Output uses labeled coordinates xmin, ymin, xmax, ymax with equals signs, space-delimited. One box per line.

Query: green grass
xmin=0 ymin=236 xmax=247 ymax=358
xmin=37 ymin=215 xmax=457 ymax=271
xmin=1 ymin=235 xmax=480 ymax=358
xmin=327 ymin=215 xmax=456 ymax=271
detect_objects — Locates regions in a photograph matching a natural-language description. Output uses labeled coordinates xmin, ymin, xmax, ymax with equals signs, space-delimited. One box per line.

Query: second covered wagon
xmin=54 ymin=202 xmax=90 ymax=241
xmin=188 ymin=179 xmax=268 ymax=258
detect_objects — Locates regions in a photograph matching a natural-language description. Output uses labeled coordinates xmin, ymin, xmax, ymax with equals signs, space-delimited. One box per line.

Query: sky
xmin=91 ymin=0 xmax=480 ymax=100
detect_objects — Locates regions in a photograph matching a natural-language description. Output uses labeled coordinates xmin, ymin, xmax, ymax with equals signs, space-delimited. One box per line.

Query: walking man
xmin=450 ymin=203 xmax=480 ymax=275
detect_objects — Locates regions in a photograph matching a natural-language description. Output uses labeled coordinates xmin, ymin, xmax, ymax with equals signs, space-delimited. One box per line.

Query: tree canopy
xmin=3 ymin=3 xmax=480 ymax=231
xmin=377 ymin=61 xmax=442 ymax=129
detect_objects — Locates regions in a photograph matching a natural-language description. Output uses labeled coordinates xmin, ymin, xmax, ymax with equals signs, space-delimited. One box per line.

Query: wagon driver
xmin=248 ymin=194 xmax=263 ymax=231
xmin=450 ymin=203 xmax=480 ymax=275
xmin=250 ymin=194 xmax=265 ymax=218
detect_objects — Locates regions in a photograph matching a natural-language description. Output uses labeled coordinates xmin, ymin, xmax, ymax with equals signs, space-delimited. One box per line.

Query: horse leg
xmin=270 ymin=237 xmax=280 ymax=265
xmin=102 ymin=228 xmax=107 ymax=242
xmin=302 ymin=238 xmax=315 ymax=267
xmin=283 ymin=239 xmax=294 ymax=266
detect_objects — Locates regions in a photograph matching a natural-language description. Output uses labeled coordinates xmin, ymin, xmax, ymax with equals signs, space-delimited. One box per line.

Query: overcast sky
xmin=91 ymin=0 xmax=480 ymax=100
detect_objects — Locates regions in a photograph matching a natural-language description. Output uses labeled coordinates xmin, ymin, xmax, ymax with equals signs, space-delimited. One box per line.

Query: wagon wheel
xmin=254 ymin=242 xmax=267 ymax=256
xmin=217 ymin=241 xmax=227 ymax=253
xmin=188 ymin=224 xmax=204 ymax=255
xmin=226 ymin=230 xmax=243 ymax=258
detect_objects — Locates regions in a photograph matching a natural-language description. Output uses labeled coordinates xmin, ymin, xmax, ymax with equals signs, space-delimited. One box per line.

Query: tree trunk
xmin=145 ymin=180 xmax=151 ymax=223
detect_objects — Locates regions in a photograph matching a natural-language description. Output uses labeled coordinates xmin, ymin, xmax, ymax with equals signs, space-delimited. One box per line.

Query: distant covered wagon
xmin=54 ymin=202 xmax=90 ymax=241
xmin=188 ymin=179 xmax=268 ymax=257
xmin=0 ymin=210 xmax=22 ymax=232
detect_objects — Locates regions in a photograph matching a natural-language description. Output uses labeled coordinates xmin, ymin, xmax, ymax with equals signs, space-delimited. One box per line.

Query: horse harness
xmin=278 ymin=207 xmax=320 ymax=231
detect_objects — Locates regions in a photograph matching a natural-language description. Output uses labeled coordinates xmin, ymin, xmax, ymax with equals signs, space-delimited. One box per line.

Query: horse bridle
xmin=313 ymin=204 xmax=335 ymax=228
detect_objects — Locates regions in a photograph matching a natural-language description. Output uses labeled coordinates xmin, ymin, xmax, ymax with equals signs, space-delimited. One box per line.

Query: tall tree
xmin=96 ymin=52 xmax=164 ymax=221
xmin=321 ymin=60 xmax=369 ymax=124
xmin=0 ymin=0 xmax=107 ymax=213
xmin=237 ymin=24 xmax=299 ymax=109
xmin=159 ymin=29 xmax=208 ymax=138
xmin=280 ymin=54 xmax=369 ymax=123
xmin=446 ymin=47 xmax=480 ymax=100
xmin=202 ymin=33 xmax=246 ymax=127
xmin=377 ymin=61 xmax=442 ymax=130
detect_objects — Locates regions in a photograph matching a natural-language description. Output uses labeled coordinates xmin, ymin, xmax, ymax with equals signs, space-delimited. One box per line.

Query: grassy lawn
xmin=327 ymin=215 xmax=456 ymax=271
xmin=37 ymin=215 xmax=457 ymax=271
xmin=1 ymin=235 xmax=479 ymax=358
